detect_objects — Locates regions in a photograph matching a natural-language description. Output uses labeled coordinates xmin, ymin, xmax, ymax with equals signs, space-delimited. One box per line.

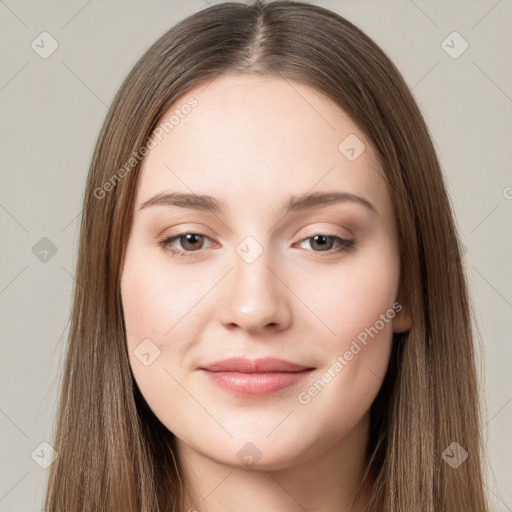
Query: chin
xmin=194 ymin=434 xmax=316 ymax=472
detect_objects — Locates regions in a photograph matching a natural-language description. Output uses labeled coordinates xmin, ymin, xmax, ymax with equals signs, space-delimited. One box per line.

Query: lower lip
xmin=201 ymin=369 xmax=313 ymax=396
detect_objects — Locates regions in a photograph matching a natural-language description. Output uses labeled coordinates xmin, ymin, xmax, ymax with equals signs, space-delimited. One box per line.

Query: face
xmin=120 ymin=74 xmax=411 ymax=471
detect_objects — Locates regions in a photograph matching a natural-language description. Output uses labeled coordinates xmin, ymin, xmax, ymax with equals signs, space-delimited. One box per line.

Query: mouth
xmin=198 ymin=357 xmax=315 ymax=396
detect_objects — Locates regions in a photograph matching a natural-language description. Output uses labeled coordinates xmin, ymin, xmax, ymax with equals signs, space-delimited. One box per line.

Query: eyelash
xmin=157 ymin=231 xmax=355 ymax=259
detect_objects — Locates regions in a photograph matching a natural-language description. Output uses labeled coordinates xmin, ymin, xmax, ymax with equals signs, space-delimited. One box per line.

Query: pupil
xmin=313 ymin=235 xmax=332 ymax=251
xmin=183 ymin=233 xmax=201 ymax=250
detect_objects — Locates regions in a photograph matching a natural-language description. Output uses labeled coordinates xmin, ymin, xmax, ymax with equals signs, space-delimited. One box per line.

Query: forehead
xmin=134 ymin=74 xmax=389 ymax=218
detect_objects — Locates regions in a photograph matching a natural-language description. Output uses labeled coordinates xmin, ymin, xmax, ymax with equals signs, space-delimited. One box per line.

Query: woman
xmin=44 ymin=1 xmax=488 ymax=510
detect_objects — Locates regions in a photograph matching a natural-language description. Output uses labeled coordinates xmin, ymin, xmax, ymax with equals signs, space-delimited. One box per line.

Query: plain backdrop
xmin=0 ymin=0 xmax=511 ymax=510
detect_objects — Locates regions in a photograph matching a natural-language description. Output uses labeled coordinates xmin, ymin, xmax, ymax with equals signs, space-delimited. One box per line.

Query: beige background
xmin=0 ymin=0 xmax=511 ymax=510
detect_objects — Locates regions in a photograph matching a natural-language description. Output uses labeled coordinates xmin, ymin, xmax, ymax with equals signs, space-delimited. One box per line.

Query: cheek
xmin=298 ymin=248 xmax=400 ymax=352
xmin=121 ymin=248 xmax=181 ymax=369
xmin=121 ymin=267 xmax=169 ymax=343
xmin=296 ymin=247 xmax=398 ymax=380
xmin=121 ymin=255 xmax=197 ymax=424
xmin=293 ymin=246 xmax=399 ymax=428
xmin=121 ymin=248 xmax=205 ymax=348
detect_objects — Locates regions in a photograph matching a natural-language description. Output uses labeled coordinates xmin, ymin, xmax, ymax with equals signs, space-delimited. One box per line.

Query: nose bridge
xmin=216 ymin=234 xmax=291 ymax=332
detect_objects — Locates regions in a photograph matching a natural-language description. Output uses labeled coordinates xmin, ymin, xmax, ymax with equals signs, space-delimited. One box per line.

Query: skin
xmin=120 ymin=74 xmax=412 ymax=512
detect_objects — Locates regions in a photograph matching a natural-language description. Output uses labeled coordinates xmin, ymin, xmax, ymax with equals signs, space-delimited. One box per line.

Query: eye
xmin=158 ymin=231 xmax=355 ymax=259
xmin=158 ymin=232 xmax=215 ymax=258
xmin=295 ymin=234 xmax=355 ymax=255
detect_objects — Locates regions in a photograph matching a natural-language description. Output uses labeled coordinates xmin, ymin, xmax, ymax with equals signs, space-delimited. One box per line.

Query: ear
xmin=393 ymin=283 xmax=412 ymax=333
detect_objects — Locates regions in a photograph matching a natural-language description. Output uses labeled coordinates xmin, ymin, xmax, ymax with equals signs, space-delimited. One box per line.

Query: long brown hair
xmin=44 ymin=1 xmax=488 ymax=510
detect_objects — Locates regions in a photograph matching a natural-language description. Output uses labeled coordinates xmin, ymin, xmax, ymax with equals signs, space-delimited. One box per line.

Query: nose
xmin=216 ymin=245 xmax=292 ymax=335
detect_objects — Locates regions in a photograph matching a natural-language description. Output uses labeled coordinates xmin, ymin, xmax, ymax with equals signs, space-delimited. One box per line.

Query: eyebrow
xmin=138 ymin=191 xmax=377 ymax=215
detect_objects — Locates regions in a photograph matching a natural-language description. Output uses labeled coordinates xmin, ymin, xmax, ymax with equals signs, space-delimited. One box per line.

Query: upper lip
xmin=199 ymin=357 xmax=313 ymax=373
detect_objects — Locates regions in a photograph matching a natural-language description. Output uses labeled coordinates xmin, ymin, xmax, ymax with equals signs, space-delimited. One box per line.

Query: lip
xmin=199 ymin=357 xmax=314 ymax=396
xmin=200 ymin=357 xmax=312 ymax=373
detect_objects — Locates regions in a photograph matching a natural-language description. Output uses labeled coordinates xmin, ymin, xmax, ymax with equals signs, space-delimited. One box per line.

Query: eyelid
xmin=297 ymin=224 xmax=352 ymax=241
xmin=159 ymin=225 xmax=351 ymax=246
